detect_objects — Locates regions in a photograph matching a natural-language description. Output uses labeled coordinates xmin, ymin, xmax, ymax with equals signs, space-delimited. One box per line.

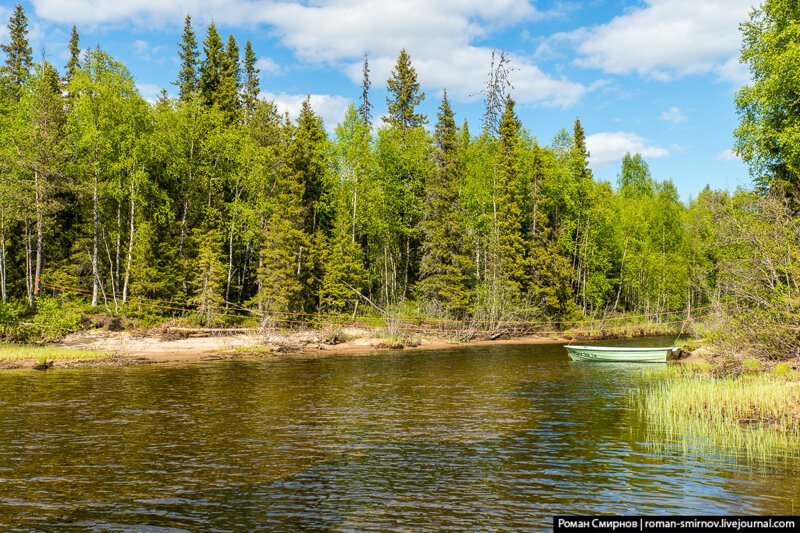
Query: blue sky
xmin=1 ymin=0 xmax=758 ymax=199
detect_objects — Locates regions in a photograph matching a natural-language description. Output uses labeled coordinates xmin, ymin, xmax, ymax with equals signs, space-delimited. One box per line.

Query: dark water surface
xmin=0 ymin=339 xmax=797 ymax=530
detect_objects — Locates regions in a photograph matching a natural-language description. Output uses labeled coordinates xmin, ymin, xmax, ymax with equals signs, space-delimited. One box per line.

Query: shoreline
xmin=0 ymin=327 xmax=633 ymax=370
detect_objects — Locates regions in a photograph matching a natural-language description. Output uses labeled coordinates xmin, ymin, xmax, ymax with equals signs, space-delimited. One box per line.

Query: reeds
xmin=637 ymin=366 xmax=800 ymax=461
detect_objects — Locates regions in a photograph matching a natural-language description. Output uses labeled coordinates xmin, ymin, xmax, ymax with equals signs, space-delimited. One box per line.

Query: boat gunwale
xmin=565 ymin=345 xmax=676 ymax=352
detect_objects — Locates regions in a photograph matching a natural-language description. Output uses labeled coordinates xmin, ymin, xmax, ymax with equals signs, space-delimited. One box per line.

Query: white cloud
xmin=659 ymin=106 xmax=687 ymax=124
xmin=131 ymin=39 xmax=167 ymax=62
xmin=586 ymin=131 xmax=670 ymax=167
xmin=255 ymin=56 xmax=281 ymax=75
xmin=717 ymin=148 xmax=740 ymax=161
xmin=28 ymin=0 xmax=587 ymax=107
xmin=136 ymin=82 xmax=165 ymax=103
xmin=0 ymin=6 xmax=9 ymax=45
xmin=266 ymin=92 xmax=352 ymax=132
xmin=565 ymin=0 xmax=755 ymax=82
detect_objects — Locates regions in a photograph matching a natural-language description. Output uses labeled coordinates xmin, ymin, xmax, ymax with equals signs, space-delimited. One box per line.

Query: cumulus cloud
xmin=255 ymin=56 xmax=281 ymax=75
xmin=717 ymin=148 xmax=740 ymax=161
xmin=266 ymin=92 xmax=352 ymax=132
xmin=564 ymin=0 xmax=755 ymax=82
xmin=586 ymin=131 xmax=670 ymax=167
xmin=28 ymin=0 xmax=587 ymax=107
xmin=136 ymin=82 xmax=165 ymax=102
xmin=659 ymin=106 xmax=687 ymax=124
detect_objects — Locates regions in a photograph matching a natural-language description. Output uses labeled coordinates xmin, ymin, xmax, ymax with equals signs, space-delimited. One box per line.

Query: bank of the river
xmin=0 ymin=328 xmax=572 ymax=369
xmin=0 ymin=323 xmax=689 ymax=369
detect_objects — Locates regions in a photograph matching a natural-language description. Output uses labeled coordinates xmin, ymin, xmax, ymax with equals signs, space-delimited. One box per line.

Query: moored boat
xmin=565 ymin=345 xmax=678 ymax=363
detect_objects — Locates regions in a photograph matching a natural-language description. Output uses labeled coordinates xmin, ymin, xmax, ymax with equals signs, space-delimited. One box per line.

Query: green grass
xmin=211 ymin=345 xmax=273 ymax=356
xmin=637 ymin=368 xmax=800 ymax=461
xmin=0 ymin=344 xmax=112 ymax=361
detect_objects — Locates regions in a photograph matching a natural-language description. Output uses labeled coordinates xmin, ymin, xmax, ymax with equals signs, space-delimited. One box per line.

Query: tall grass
xmin=0 ymin=344 xmax=112 ymax=361
xmin=637 ymin=368 xmax=800 ymax=461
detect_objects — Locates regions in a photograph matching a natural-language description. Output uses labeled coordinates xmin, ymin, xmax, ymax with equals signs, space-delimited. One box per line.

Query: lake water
xmin=0 ymin=339 xmax=797 ymax=530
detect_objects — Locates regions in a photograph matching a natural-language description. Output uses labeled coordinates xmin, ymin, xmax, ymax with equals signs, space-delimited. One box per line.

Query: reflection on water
xmin=0 ymin=338 xmax=796 ymax=530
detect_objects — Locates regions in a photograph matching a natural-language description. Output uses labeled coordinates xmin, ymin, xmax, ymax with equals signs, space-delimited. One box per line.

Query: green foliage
xmin=176 ymin=15 xmax=199 ymax=100
xmin=64 ymin=25 xmax=80 ymax=87
xmin=243 ymin=40 xmax=260 ymax=118
xmin=419 ymin=92 xmax=473 ymax=316
xmin=618 ymin=152 xmax=654 ymax=197
xmin=0 ymin=19 xmax=796 ymax=364
xmin=0 ymin=4 xmax=32 ymax=96
xmin=383 ymin=49 xmax=426 ymax=131
xmin=735 ymin=0 xmax=800 ymax=197
xmin=190 ymin=228 xmax=225 ymax=325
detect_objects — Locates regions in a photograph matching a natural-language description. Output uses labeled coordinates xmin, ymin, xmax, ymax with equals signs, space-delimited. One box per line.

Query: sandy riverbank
xmin=0 ymin=328 xmax=576 ymax=369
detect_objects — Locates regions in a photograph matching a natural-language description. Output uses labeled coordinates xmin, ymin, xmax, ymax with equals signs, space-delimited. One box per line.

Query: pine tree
xmin=383 ymin=49 xmax=426 ymax=131
xmin=175 ymin=14 xmax=199 ymax=100
xmin=199 ymin=21 xmax=224 ymax=108
xmin=1 ymin=4 xmax=33 ymax=97
xmin=358 ymin=52 xmax=372 ymax=125
xmin=418 ymin=91 xmax=473 ymax=316
xmin=64 ymin=25 xmax=81 ymax=87
xmin=243 ymin=40 xmax=260 ymax=118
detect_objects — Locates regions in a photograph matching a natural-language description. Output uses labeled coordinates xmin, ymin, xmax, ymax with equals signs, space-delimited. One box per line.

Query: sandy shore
xmin=1 ymin=328 xmax=574 ymax=369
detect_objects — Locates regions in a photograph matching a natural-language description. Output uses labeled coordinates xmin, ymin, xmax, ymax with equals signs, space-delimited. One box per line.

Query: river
xmin=0 ymin=339 xmax=797 ymax=530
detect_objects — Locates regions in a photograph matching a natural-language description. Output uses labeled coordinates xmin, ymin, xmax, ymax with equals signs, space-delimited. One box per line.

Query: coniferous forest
xmin=0 ymin=4 xmax=798 ymax=360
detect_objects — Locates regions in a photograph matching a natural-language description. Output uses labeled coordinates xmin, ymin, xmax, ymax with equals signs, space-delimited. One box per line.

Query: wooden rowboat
xmin=565 ymin=345 xmax=678 ymax=363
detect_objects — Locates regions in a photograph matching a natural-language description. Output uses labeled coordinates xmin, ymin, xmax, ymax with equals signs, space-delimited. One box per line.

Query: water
xmin=0 ymin=339 xmax=797 ymax=530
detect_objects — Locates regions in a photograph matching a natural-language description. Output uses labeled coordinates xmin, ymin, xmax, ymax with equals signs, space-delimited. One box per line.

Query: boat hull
xmin=565 ymin=345 xmax=676 ymax=363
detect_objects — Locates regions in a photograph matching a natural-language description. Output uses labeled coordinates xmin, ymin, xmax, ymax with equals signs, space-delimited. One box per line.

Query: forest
xmin=0 ymin=4 xmax=797 ymax=360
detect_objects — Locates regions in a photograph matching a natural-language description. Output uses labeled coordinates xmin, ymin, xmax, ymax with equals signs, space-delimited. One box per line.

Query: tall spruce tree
xmin=176 ymin=14 xmax=199 ymax=100
xmin=199 ymin=21 xmax=224 ymax=108
xmin=491 ymin=96 xmax=528 ymax=299
xmin=243 ymin=40 xmax=260 ymax=118
xmin=257 ymin=119 xmax=307 ymax=319
xmin=1 ymin=4 xmax=33 ymax=97
xmin=64 ymin=25 xmax=81 ymax=86
xmin=359 ymin=52 xmax=372 ymax=125
xmin=216 ymin=35 xmax=241 ymax=123
xmin=419 ymin=91 xmax=473 ymax=316
xmin=383 ymin=49 xmax=426 ymax=131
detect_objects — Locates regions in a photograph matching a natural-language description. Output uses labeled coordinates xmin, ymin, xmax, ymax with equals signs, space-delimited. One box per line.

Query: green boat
xmin=565 ymin=345 xmax=678 ymax=363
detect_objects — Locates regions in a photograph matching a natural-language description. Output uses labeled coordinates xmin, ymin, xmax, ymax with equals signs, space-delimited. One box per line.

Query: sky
xmin=0 ymin=0 xmax=759 ymax=200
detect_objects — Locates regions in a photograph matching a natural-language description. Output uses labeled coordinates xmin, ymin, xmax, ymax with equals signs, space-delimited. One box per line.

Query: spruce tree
xmin=492 ymin=96 xmax=528 ymax=298
xmin=321 ymin=230 xmax=363 ymax=312
xmin=1 ymin=4 xmax=33 ymax=96
xmin=257 ymin=120 xmax=307 ymax=319
xmin=383 ymin=49 xmax=426 ymax=131
xmin=571 ymin=117 xmax=592 ymax=182
xmin=359 ymin=52 xmax=372 ymax=125
xmin=199 ymin=21 xmax=224 ymax=108
xmin=176 ymin=14 xmax=199 ymax=100
xmin=190 ymin=228 xmax=226 ymax=325
xmin=64 ymin=25 xmax=81 ymax=86
xmin=243 ymin=40 xmax=260 ymax=117
xmin=215 ymin=35 xmax=241 ymax=123
xmin=419 ymin=91 xmax=473 ymax=316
